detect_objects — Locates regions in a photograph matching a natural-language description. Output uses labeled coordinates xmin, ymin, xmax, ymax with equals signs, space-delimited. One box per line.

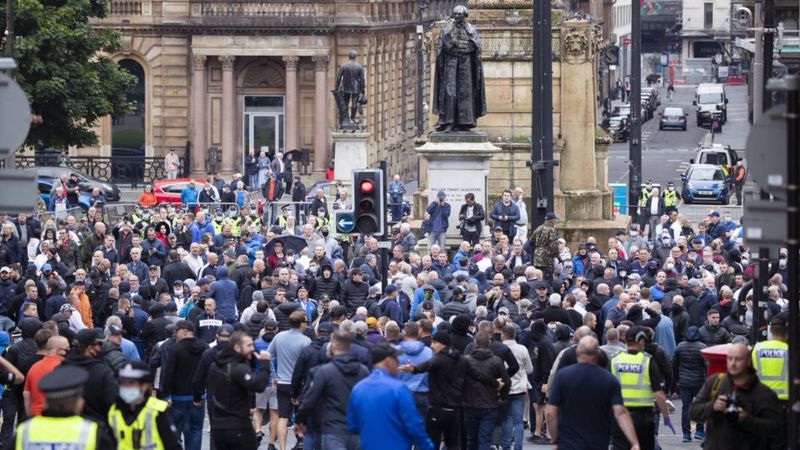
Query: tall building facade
xmin=90 ymin=0 xmax=458 ymax=177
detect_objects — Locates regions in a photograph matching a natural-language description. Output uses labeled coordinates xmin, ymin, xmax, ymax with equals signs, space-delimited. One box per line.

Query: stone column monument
xmin=554 ymin=20 xmax=626 ymax=246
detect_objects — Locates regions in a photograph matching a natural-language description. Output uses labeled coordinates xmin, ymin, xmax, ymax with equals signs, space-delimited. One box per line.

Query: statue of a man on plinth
xmin=432 ymin=5 xmax=487 ymax=132
xmin=333 ymin=50 xmax=366 ymax=131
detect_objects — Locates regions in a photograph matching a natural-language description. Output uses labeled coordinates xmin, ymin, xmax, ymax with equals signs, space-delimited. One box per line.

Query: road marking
xmin=667 ymin=159 xmax=683 ymax=162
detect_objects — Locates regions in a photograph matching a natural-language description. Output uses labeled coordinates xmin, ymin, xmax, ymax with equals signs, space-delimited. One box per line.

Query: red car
xmin=152 ymin=178 xmax=219 ymax=205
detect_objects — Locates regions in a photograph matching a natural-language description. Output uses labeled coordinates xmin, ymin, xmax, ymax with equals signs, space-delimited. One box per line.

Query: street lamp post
xmin=627 ymin=0 xmax=642 ymax=224
xmin=416 ymin=0 xmax=427 ymax=138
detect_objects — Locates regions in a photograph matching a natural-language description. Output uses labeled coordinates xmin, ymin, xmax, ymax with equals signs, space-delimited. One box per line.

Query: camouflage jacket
xmin=531 ymin=224 xmax=559 ymax=267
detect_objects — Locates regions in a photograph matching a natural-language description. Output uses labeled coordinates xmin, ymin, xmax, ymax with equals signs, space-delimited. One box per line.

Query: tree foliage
xmin=1 ymin=0 xmax=136 ymax=148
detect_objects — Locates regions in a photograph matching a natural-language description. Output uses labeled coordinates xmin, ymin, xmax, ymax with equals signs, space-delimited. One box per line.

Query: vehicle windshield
xmin=690 ymin=168 xmax=724 ymax=181
xmin=698 ymin=153 xmax=726 ymax=165
xmin=697 ymin=93 xmax=722 ymax=104
xmin=663 ymin=108 xmax=683 ymax=116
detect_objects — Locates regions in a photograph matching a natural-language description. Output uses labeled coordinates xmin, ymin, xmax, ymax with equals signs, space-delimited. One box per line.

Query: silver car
xmin=659 ymin=107 xmax=687 ymax=131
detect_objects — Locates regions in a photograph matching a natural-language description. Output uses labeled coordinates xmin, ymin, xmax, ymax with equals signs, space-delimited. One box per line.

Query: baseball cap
xmin=172 ymin=279 xmax=183 ymax=286
xmin=148 ymin=265 xmax=159 ymax=271
xmin=197 ymin=277 xmax=210 ymax=287
xmin=0 ymin=267 xmax=10 ymax=274
xmin=545 ymin=212 xmax=559 ymax=221
xmin=318 ymin=322 xmax=335 ymax=334
xmin=625 ymin=326 xmax=648 ymax=344
xmin=105 ymin=325 xmax=123 ymax=336
xmin=708 ymin=211 xmax=720 ymax=217
xmin=365 ymin=317 xmax=378 ymax=328
xmin=497 ymin=306 xmax=510 ymax=316
xmin=385 ymin=284 xmax=400 ymax=294
xmin=369 ymin=342 xmax=404 ymax=366
xmin=262 ymin=319 xmax=278 ymax=331
xmin=76 ymin=329 xmax=103 ymax=348
xmin=59 ymin=303 xmax=75 ymax=313
xmin=422 ymin=301 xmax=433 ymax=311
xmin=431 ymin=331 xmax=451 ymax=346
xmin=217 ymin=324 xmax=234 ymax=337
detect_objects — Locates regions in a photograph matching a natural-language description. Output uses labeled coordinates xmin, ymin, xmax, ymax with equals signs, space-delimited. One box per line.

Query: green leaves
xmin=1 ymin=0 xmax=135 ymax=148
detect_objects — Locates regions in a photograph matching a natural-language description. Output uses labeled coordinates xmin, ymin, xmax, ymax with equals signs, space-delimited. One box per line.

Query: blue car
xmin=681 ymin=164 xmax=729 ymax=205
xmin=38 ymin=177 xmax=93 ymax=211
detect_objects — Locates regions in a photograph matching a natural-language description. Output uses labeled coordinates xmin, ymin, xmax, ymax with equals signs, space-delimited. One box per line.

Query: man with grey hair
xmin=687 ymin=278 xmax=716 ymax=327
xmin=546 ymin=336 xmax=640 ymax=450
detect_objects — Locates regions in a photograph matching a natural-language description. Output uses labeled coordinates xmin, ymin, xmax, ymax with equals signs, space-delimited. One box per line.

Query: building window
xmin=704 ymin=3 xmax=713 ymax=28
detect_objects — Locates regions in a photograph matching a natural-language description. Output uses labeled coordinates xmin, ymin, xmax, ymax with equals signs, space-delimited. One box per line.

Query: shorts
xmin=255 ymin=383 xmax=278 ymax=410
xmin=276 ymin=383 xmax=295 ymax=419
xmin=531 ymin=382 xmax=546 ymax=405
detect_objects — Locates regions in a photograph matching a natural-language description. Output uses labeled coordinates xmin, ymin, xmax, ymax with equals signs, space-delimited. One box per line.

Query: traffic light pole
xmin=627 ymin=0 xmax=642 ymax=222
xmin=379 ymin=160 xmax=389 ymax=292
xmin=530 ymin=0 xmax=555 ymax=229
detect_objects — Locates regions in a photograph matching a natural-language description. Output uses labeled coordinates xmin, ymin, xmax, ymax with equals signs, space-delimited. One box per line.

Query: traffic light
xmin=352 ymin=169 xmax=385 ymax=235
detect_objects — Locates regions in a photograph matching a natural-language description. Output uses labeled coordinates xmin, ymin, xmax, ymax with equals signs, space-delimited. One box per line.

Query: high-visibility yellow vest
xmin=230 ymin=216 xmax=242 ymax=237
xmin=16 ymin=415 xmax=98 ymax=450
xmin=611 ymin=352 xmax=654 ymax=408
xmin=109 ymin=396 xmax=169 ymax=450
xmin=212 ymin=219 xmax=225 ymax=235
xmin=752 ymin=340 xmax=789 ymax=400
xmin=663 ymin=189 xmax=679 ymax=207
xmin=638 ymin=188 xmax=652 ymax=207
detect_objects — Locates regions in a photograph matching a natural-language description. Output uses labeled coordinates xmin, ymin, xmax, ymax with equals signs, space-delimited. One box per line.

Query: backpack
xmin=366 ymin=298 xmax=382 ymax=318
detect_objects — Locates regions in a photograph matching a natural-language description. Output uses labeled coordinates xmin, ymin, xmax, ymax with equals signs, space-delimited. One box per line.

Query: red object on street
xmin=623 ymin=37 xmax=632 ymax=46
xmin=701 ymin=344 xmax=730 ymax=376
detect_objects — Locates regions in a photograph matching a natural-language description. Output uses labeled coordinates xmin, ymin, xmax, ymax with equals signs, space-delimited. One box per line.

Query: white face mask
xmin=779 ymin=258 xmax=787 ymax=267
xmin=174 ymin=289 xmax=183 ymax=296
xmin=666 ymin=263 xmax=675 ymax=271
xmin=119 ymin=386 xmax=142 ymax=405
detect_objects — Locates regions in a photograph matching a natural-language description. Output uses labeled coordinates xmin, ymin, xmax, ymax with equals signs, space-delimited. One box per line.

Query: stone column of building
xmin=283 ymin=56 xmax=300 ymax=153
xmin=191 ymin=55 xmax=207 ymax=177
xmin=312 ymin=55 xmax=329 ymax=172
xmin=220 ymin=55 xmax=236 ymax=174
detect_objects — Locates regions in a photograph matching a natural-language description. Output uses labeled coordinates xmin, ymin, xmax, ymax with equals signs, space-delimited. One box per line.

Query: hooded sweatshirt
xmin=673 ymin=326 xmax=708 ymax=387
xmin=296 ymin=352 xmax=369 ymax=434
xmin=161 ymin=336 xmax=209 ymax=400
xmin=208 ymin=345 xmax=270 ymax=429
xmin=396 ymin=340 xmax=433 ymax=393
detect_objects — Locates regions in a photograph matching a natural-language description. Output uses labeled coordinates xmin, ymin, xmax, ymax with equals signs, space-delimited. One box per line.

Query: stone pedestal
xmin=332 ymin=132 xmax=369 ymax=185
xmin=414 ymin=131 xmax=499 ymax=250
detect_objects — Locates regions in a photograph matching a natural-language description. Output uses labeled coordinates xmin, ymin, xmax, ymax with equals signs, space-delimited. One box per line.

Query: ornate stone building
xmin=88 ymin=0 xmax=458 ymax=177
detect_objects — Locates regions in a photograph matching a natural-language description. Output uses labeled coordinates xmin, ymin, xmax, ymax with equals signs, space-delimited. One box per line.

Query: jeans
xmin=321 ymin=433 xmax=360 ymax=450
xmin=0 ymin=316 xmax=14 ymax=331
xmin=304 ymin=426 xmax=315 ymax=450
xmin=464 ymin=407 xmax=498 ymax=450
xmin=171 ymin=400 xmax=205 ymax=450
xmin=502 ymin=394 xmax=525 ymax=450
xmin=0 ymin=390 xmax=18 ymax=448
xmin=211 ymin=428 xmax=257 ymax=450
xmin=680 ymin=385 xmax=703 ymax=435
xmin=427 ymin=231 xmax=446 ymax=251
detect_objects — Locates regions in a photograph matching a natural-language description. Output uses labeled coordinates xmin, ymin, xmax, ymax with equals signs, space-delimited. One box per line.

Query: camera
xmin=724 ymin=391 xmax=740 ymax=422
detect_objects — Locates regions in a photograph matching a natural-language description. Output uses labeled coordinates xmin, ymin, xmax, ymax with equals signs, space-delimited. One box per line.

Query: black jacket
xmin=413 ymin=346 xmax=494 ymax=408
xmin=141 ymin=316 xmax=173 ymax=355
xmin=458 ymin=202 xmax=485 ymax=235
xmin=245 ymin=311 xmax=268 ymax=339
xmin=274 ymin=302 xmax=301 ymax=332
xmin=162 ymin=336 xmax=208 ymax=398
xmin=161 ymin=261 xmax=196 ymax=288
xmin=62 ymin=354 xmax=118 ymax=423
xmin=100 ymin=341 xmax=128 ymax=373
xmin=449 ymin=315 xmax=473 ymax=354
xmin=291 ymin=336 xmax=330 ymax=399
xmin=521 ymin=329 xmax=556 ymax=384
xmin=673 ymin=332 xmax=707 ymax=387
xmin=192 ymin=341 xmax=229 ymax=403
xmin=465 ymin=338 xmax=520 ymax=378
xmin=310 ymin=271 xmax=340 ymax=301
xmin=208 ymin=345 xmax=270 ymax=429
xmin=295 ymin=353 xmax=369 ymax=433
xmin=463 ymin=347 xmax=510 ymax=409
xmin=699 ymin=323 xmax=732 ymax=346
xmin=339 ymin=279 xmax=369 ymax=315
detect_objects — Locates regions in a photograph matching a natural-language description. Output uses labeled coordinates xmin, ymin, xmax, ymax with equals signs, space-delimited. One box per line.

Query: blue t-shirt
xmin=548 ymin=362 xmax=623 ymax=450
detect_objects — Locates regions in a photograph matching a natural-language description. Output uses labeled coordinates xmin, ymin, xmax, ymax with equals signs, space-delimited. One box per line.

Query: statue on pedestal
xmin=332 ymin=50 xmax=367 ymax=131
xmin=432 ymin=5 xmax=487 ymax=132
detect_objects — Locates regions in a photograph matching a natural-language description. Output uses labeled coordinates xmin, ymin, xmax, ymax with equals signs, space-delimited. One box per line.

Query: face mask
xmin=287 ymin=257 xmax=294 ymax=264
xmin=630 ymin=231 xmax=638 ymax=237
xmin=666 ymin=263 xmax=675 ymax=271
xmin=619 ymin=270 xmax=627 ymax=277
xmin=174 ymin=289 xmax=183 ymax=296
xmin=321 ymin=231 xmax=329 ymax=237
xmin=780 ymin=258 xmax=787 ymax=266
xmin=308 ymin=267 xmax=318 ymax=274
xmin=119 ymin=386 xmax=142 ymax=405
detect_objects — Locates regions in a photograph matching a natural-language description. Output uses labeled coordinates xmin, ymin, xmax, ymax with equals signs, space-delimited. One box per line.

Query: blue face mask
xmin=119 ymin=386 xmax=142 ymax=405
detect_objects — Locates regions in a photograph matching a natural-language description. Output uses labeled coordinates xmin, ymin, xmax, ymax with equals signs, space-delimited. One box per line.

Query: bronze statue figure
xmin=333 ymin=50 xmax=367 ymax=131
xmin=432 ymin=5 xmax=487 ymax=132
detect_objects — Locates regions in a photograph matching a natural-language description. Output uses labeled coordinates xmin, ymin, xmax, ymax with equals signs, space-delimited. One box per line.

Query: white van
xmin=693 ymin=83 xmax=727 ymax=126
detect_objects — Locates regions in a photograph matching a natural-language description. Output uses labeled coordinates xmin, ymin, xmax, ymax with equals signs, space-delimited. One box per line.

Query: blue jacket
xmin=295 ymin=298 xmax=318 ymax=324
xmin=244 ymin=234 xmax=265 ymax=265
xmin=210 ymin=268 xmax=239 ymax=321
xmin=347 ymin=369 xmax=434 ymax=450
xmin=426 ymin=200 xmax=451 ymax=233
xmin=409 ymin=288 xmax=441 ymax=319
xmin=189 ymin=219 xmax=215 ymax=244
xmin=396 ymin=341 xmax=432 ymax=393
xmin=571 ymin=254 xmax=590 ymax=277
xmin=180 ymin=187 xmax=199 ymax=206
xmin=490 ymin=201 xmax=520 ymax=236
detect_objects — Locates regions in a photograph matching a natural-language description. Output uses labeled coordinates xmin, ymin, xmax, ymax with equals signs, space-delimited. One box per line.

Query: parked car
xmin=38 ymin=177 xmax=93 ymax=210
xmin=35 ymin=167 xmax=121 ymax=202
xmin=681 ymin=164 xmax=729 ymax=204
xmin=608 ymin=116 xmax=629 ymax=142
xmin=691 ymin=144 xmax=741 ymax=169
xmin=152 ymin=178 xmax=220 ymax=205
xmin=659 ymin=107 xmax=688 ymax=131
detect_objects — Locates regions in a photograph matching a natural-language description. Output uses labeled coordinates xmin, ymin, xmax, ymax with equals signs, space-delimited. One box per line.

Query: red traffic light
xmin=359 ymin=180 xmax=374 ymax=194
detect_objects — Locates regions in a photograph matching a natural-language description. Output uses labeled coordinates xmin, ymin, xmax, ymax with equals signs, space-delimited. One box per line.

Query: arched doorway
xmin=112 ymin=59 xmax=146 ymax=182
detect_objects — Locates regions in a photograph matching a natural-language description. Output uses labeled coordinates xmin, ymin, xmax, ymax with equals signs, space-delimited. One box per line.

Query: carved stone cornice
xmin=219 ymin=55 xmax=236 ymax=70
xmin=192 ymin=54 xmax=207 ymax=71
xmin=312 ymin=56 xmax=329 ymax=71
xmin=282 ymin=55 xmax=300 ymax=71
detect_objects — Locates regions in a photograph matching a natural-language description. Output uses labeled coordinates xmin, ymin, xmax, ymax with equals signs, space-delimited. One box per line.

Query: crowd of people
xmin=0 ymin=172 xmax=792 ymax=450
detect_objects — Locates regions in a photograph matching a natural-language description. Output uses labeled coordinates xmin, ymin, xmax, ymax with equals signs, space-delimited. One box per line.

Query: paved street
xmin=608 ymin=84 xmax=750 ymax=222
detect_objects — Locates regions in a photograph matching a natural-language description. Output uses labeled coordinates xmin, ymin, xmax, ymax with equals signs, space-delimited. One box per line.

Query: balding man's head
xmin=573 ymin=326 xmax=593 ymax=343
xmin=576 ymin=336 xmax=600 ymax=363
xmin=727 ymin=343 xmax=751 ymax=377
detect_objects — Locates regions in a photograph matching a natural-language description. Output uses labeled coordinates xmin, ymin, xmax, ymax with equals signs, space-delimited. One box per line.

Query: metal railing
xmin=11 ymin=155 xmax=188 ymax=189
xmin=109 ymin=0 xmax=142 ymax=15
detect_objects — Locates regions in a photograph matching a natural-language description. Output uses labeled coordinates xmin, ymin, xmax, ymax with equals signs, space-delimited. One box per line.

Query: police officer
xmin=15 ymin=365 xmax=115 ymax=449
xmin=661 ymin=181 xmax=681 ymax=214
xmin=637 ymin=182 xmax=654 ymax=229
xmin=752 ymin=313 xmax=789 ymax=449
xmin=108 ymin=361 xmax=182 ymax=450
xmin=610 ymin=326 xmax=672 ymax=450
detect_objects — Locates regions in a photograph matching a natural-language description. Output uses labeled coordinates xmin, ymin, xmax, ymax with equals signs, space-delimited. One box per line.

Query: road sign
xmin=335 ymin=210 xmax=356 ymax=234
xmin=0 ymin=169 xmax=37 ymax=214
xmin=376 ymin=240 xmax=392 ymax=250
xmin=0 ymin=73 xmax=31 ymax=160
